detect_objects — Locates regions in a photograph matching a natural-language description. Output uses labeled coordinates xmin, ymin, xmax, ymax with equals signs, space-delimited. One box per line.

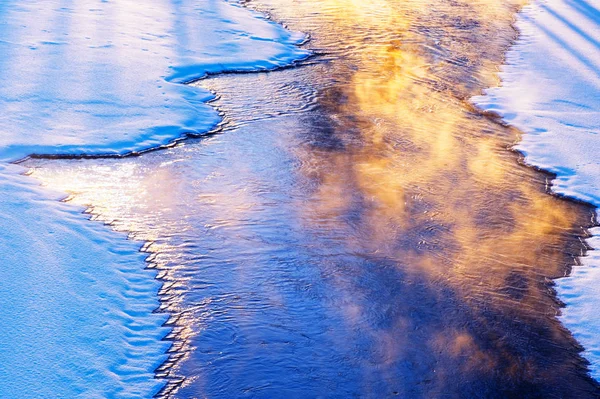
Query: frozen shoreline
xmin=0 ymin=0 xmax=310 ymax=162
xmin=473 ymin=0 xmax=600 ymax=381
xmin=26 ymin=0 xmax=600 ymax=396
xmin=0 ymin=1 xmax=309 ymax=397
xmin=0 ymin=163 xmax=169 ymax=398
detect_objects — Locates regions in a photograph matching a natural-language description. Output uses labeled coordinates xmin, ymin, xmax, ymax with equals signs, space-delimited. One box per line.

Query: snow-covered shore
xmin=473 ymin=0 xmax=600 ymax=381
xmin=0 ymin=1 xmax=308 ymax=397
xmin=0 ymin=162 xmax=169 ymax=398
xmin=0 ymin=0 xmax=309 ymax=162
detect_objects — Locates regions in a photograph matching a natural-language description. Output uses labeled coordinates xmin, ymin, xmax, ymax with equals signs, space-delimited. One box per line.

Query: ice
xmin=0 ymin=0 xmax=310 ymax=161
xmin=473 ymin=0 xmax=600 ymax=381
xmin=0 ymin=163 xmax=169 ymax=398
xmin=0 ymin=0 xmax=309 ymax=397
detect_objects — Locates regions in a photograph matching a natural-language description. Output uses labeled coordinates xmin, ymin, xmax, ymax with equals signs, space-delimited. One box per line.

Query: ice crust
xmin=0 ymin=0 xmax=310 ymax=161
xmin=0 ymin=164 xmax=169 ymax=398
xmin=0 ymin=0 xmax=308 ymax=397
xmin=473 ymin=0 xmax=600 ymax=381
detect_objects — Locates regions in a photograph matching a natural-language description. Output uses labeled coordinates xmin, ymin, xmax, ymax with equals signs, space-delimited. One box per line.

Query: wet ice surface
xmin=473 ymin=0 xmax=600 ymax=381
xmin=0 ymin=1 xmax=308 ymax=397
xmin=29 ymin=0 xmax=600 ymax=397
xmin=30 ymin=76 xmax=462 ymax=398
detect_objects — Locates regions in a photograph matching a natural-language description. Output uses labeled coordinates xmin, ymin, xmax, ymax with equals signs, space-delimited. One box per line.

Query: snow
xmin=0 ymin=0 xmax=310 ymax=161
xmin=0 ymin=0 xmax=309 ymax=397
xmin=473 ymin=0 xmax=600 ymax=381
xmin=0 ymin=163 xmax=169 ymax=398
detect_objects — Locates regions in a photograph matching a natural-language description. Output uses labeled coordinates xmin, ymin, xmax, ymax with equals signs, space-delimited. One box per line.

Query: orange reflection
xmin=257 ymin=0 xmax=595 ymax=393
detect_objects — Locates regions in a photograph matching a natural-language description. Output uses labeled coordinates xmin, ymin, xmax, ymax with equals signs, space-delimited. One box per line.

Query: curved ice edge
xmin=471 ymin=0 xmax=600 ymax=383
xmin=0 ymin=0 xmax=313 ymax=163
xmin=5 ymin=54 xmax=312 ymax=163
xmin=8 ymin=54 xmax=312 ymax=164
xmin=555 ymin=227 xmax=600 ymax=378
xmin=0 ymin=163 xmax=170 ymax=398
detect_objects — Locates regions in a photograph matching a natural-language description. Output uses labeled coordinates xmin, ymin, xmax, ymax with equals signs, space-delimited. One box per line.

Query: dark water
xmin=28 ymin=0 xmax=600 ymax=397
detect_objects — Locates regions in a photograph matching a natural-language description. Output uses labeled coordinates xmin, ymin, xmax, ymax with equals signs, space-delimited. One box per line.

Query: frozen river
xmin=4 ymin=0 xmax=600 ymax=398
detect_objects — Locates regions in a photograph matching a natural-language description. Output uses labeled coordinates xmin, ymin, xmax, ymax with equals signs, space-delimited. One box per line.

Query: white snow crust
xmin=473 ymin=0 xmax=600 ymax=381
xmin=0 ymin=163 xmax=170 ymax=398
xmin=0 ymin=0 xmax=309 ymax=161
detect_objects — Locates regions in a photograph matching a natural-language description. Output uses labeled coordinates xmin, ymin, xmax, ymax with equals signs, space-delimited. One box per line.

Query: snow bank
xmin=0 ymin=164 xmax=169 ymax=398
xmin=473 ymin=0 xmax=600 ymax=381
xmin=0 ymin=0 xmax=309 ymax=396
xmin=0 ymin=0 xmax=310 ymax=161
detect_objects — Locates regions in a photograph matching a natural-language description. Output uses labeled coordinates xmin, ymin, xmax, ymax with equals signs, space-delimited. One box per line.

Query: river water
xmin=26 ymin=0 xmax=600 ymax=397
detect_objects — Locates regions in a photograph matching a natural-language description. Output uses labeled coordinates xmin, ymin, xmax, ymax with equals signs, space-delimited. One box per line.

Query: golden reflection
xmin=26 ymin=0 xmax=596 ymax=396
xmin=256 ymin=0 xmax=594 ymax=392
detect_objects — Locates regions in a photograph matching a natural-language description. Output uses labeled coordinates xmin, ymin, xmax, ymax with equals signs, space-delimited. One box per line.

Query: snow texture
xmin=0 ymin=163 xmax=169 ymax=398
xmin=473 ymin=0 xmax=600 ymax=381
xmin=0 ymin=0 xmax=309 ymax=397
xmin=0 ymin=0 xmax=310 ymax=161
